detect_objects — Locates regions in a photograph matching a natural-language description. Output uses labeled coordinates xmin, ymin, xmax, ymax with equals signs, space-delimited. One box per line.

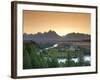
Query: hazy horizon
xmin=24 ymin=30 xmax=90 ymax=36
xmin=23 ymin=10 xmax=91 ymax=36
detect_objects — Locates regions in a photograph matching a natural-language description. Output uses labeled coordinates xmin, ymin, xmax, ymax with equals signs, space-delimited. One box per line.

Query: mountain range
xmin=23 ymin=30 xmax=90 ymax=44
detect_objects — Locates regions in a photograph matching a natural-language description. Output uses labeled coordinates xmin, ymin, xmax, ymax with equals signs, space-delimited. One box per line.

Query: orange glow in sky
xmin=23 ymin=10 xmax=91 ymax=36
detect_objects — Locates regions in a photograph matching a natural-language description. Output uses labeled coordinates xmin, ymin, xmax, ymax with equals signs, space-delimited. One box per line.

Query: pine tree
xmin=23 ymin=46 xmax=32 ymax=69
xmin=65 ymin=49 xmax=74 ymax=67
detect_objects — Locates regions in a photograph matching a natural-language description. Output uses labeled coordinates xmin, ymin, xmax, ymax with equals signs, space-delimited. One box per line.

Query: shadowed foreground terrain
xmin=23 ymin=31 xmax=91 ymax=69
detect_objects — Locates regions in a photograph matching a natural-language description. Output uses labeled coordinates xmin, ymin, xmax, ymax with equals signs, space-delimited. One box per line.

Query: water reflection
xmin=58 ymin=56 xmax=91 ymax=63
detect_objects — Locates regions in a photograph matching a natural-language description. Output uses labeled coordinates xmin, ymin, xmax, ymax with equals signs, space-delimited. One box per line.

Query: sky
xmin=23 ymin=10 xmax=91 ymax=36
